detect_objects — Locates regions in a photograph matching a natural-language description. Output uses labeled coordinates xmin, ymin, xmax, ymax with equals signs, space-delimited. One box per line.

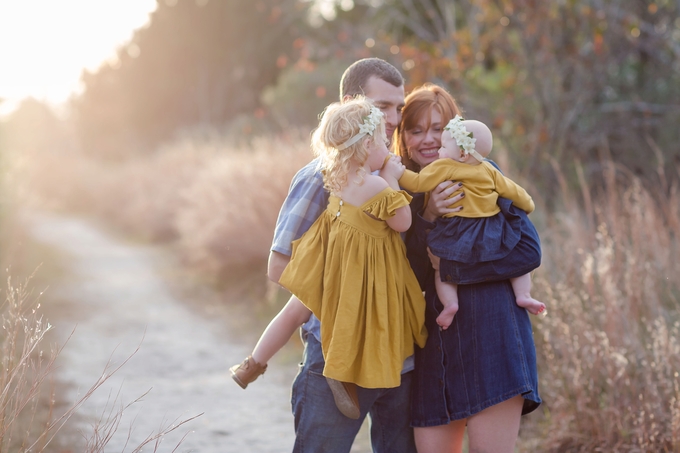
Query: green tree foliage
xmin=74 ymin=0 xmax=311 ymax=157
xmin=357 ymin=0 xmax=680 ymax=189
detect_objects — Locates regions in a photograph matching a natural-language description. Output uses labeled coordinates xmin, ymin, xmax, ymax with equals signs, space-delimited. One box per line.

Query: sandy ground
xmin=22 ymin=210 xmax=371 ymax=453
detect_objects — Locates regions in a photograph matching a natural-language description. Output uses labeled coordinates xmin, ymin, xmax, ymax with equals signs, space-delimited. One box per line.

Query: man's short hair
xmin=339 ymin=58 xmax=404 ymax=99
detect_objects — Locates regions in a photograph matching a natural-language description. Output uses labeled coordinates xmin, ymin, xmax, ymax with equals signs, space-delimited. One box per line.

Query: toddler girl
xmin=229 ymin=97 xmax=427 ymax=419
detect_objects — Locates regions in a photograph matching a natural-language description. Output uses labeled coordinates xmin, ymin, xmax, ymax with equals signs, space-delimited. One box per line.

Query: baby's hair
xmin=312 ymin=97 xmax=386 ymax=193
xmin=461 ymin=120 xmax=493 ymax=160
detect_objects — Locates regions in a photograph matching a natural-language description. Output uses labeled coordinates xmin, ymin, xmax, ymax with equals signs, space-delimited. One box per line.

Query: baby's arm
xmin=398 ymin=162 xmax=449 ymax=194
xmin=379 ymin=154 xmax=406 ymax=183
xmin=492 ymin=168 xmax=535 ymax=214
xmin=251 ymin=295 xmax=311 ymax=365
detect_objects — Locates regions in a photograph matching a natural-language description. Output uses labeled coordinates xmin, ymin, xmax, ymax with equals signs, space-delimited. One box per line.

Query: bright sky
xmin=0 ymin=0 xmax=157 ymax=116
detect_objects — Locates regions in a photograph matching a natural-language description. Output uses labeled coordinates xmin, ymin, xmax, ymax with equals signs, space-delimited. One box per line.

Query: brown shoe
xmin=326 ymin=377 xmax=360 ymax=419
xmin=230 ymin=356 xmax=267 ymax=389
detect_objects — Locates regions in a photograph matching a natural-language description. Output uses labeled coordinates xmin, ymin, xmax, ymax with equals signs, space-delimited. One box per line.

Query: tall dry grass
xmin=1 ymin=145 xmax=202 ymax=451
xmin=0 ymin=274 xmax=200 ymax=452
xmin=17 ymin=131 xmax=313 ymax=285
xmin=530 ymin=161 xmax=680 ymax=451
xmin=0 ymin=275 xmax=56 ymax=451
xmin=12 ymin=131 xmax=680 ymax=451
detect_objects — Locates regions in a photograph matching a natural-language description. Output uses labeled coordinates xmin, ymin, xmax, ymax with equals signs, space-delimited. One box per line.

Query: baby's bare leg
xmin=435 ymin=270 xmax=459 ymax=330
xmin=510 ymin=273 xmax=545 ymax=315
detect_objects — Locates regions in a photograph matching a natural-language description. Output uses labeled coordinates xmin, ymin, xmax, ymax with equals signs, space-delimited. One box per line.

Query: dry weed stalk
xmin=0 ymin=275 xmax=56 ymax=451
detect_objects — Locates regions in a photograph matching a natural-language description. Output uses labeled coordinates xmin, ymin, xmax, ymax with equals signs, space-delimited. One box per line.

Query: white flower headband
xmin=336 ymin=106 xmax=384 ymax=150
xmin=444 ymin=115 xmax=485 ymax=162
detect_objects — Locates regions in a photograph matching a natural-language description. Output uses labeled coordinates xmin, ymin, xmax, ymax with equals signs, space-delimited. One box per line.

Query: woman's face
xmin=403 ymin=108 xmax=443 ymax=169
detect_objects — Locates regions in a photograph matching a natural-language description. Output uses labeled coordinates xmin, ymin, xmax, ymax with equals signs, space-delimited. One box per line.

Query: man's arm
xmin=267 ymin=251 xmax=290 ymax=283
xmin=268 ymin=158 xmax=328 ymax=283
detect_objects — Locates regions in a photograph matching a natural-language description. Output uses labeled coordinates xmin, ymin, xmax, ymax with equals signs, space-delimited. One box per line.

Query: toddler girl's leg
xmin=510 ymin=274 xmax=545 ymax=315
xmin=434 ymin=270 xmax=458 ymax=330
xmin=252 ymin=295 xmax=312 ymax=363
xmin=230 ymin=295 xmax=311 ymax=389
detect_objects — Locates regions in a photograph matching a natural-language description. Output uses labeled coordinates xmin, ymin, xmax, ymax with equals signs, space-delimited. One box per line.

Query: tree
xmin=74 ymin=0 xmax=311 ymax=157
xmin=353 ymin=0 xmax=680 ymax=189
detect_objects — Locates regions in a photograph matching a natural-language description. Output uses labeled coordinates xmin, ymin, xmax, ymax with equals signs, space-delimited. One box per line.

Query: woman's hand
xmin=422 ymin=181 xmax=464 ymax=222
xmin=427 ymin=247 xmax=440 ymax=271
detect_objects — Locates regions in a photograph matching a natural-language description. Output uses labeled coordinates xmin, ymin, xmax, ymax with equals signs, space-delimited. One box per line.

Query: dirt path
xmin=23 ymin=211 xmax=308 ymax=452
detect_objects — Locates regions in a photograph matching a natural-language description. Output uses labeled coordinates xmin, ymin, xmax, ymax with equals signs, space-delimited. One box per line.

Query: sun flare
xmin=0 ymin=0 xmax=157 ymax=115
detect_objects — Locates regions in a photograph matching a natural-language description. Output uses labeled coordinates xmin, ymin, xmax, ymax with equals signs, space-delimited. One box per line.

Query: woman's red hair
xmin=394 ymin=83 xmax=462 ymax=171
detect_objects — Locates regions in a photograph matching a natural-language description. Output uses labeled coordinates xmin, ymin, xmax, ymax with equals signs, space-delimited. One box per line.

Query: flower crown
xmin=444 ymin=115 xmax=485 ymax=162
xmin=336 ymin=105 xmax=384 ymax=150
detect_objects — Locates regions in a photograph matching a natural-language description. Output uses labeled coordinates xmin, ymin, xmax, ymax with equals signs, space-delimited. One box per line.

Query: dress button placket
xmin=336 ymin=199 xmax=343 ymax=217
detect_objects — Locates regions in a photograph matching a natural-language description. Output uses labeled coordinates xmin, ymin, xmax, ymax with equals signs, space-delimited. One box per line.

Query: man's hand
xmin=422 ymin=181 xmax=464 ymax=222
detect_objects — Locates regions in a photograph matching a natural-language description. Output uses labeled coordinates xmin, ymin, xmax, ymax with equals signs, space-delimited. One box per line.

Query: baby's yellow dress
xmin=279 ymin=187 xmax=428 ymax=389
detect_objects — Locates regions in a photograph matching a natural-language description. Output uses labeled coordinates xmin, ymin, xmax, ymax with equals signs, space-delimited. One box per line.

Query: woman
xmin=397 ymin=84 xmax=542 ymax=453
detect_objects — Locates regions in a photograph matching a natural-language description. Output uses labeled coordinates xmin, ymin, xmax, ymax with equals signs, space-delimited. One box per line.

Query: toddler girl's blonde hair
xmin=312 ymin=97 xmax=386 ymax=193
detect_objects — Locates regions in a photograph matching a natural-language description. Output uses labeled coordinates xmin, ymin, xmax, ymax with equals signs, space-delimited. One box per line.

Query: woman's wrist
xmin=421 ymin=206 xmax=438 ymax=222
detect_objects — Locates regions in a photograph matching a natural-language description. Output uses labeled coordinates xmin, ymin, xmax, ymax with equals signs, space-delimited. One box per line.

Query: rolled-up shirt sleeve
xmin=271 ymin=158 xmax=329 ymax=256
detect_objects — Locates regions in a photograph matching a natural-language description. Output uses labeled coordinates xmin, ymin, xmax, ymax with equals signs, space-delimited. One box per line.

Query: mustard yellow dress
xmin=279 ymin=187 xmax=428 ymax=389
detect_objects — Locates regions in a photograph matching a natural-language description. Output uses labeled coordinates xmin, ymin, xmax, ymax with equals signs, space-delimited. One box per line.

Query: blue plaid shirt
xmin=271 ymin=158 xmax=328 ymax=256
xmin=271 ymin=158 xmax=328 ymax=342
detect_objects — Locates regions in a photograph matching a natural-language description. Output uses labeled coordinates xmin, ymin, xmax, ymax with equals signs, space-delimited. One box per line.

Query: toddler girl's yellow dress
xmin=279 ymin=187 xmax=428 ymax=389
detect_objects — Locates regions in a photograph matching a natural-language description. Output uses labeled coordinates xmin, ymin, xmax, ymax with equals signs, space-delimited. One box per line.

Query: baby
xmin=384 ymin=116 xmax=546 ymax=329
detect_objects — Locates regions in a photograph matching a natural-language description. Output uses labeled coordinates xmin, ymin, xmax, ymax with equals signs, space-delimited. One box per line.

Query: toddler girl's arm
xmin=379 ymin=156 xmax=411 ymax=232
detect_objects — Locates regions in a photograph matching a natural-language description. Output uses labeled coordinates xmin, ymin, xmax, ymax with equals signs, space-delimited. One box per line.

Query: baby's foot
xmin=436 ymin=303 xmax=459 ymax=330
xmin=516 ymin=296 xmax=546 ymax=316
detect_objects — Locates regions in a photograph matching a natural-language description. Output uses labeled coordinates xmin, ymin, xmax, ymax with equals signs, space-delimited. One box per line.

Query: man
xmin=267 ymin=58 xmax=413 ymax=453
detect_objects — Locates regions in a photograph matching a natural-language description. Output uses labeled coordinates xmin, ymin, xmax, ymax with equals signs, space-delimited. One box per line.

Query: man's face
xmin=362 ymin=76 xmax=405 ymax=146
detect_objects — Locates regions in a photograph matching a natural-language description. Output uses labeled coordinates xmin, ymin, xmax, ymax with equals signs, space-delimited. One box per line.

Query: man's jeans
xmin=291 ymin=333 xmax=416 ymax=453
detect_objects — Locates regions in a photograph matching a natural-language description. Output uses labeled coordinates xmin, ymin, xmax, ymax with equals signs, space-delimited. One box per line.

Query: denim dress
xmin=405 ymin=195 xmax=542 ymax=426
